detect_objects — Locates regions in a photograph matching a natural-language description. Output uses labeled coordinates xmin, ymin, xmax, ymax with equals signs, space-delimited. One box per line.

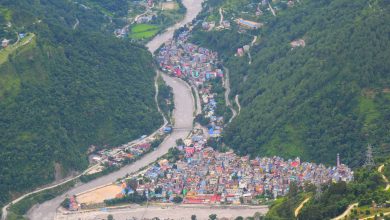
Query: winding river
xmin=25 ymin=0 xmax=203 ymax=219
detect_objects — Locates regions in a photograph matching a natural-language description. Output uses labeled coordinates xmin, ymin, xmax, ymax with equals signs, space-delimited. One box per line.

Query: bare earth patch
xmin=76 ymin=184 xmax=122 ymax=205
xmin=56 ymin=204 xmax=268 ymax=220
xmin=161 ymin=2 xmax=178 ymax=10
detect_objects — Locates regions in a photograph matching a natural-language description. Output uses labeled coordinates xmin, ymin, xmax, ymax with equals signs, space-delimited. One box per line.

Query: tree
xmin=173 ymin=196 xmax=183 ymax=204
xmin=288 ymin=182 xmax=299 ymax=198
xmin=60 ymin=198 xmax=70 ymax=208
xmin=235 ymin=217 xmax=244 ymax=220
xmin=209 ymin=214 xmax=217 ymax=220
xmin=107 ymin=214 xmax=114 ymax=220
xmin=176 ymin=138 xmax=184 ymax=146
xmin=127 ymin=179 xmax=138 ymax=191
xmin=191 ymin=215 xmax=197 ymax=220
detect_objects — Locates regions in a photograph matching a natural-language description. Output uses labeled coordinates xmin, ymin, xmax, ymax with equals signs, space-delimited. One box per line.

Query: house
xmin=237 ymin=48 xmax=244 ymax=57
xmin=202 ymin=22 xmax=210 ymax=30
xmin=2 ymin=39 xmax=10 ymax=48
xmin=221 ymin=20 xmax=231 ymax=29
xmin=236 ymin=18 xmax=263 ymax=29
xmin=290 ymin=39 xmax=306 ymax=48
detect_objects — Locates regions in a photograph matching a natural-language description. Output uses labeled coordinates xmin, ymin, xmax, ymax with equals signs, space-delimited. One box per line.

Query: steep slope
xmin=193 ymin=0 xmax=390 ymax=166
xmin=0 ymin=0 xmax=162 ymax=208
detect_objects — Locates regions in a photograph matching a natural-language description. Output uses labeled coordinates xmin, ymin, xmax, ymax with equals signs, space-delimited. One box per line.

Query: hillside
xmin=266 ymin=159 xmax=390 ymax=220
xmin=0 ymin=0 xmax=162 ymax=209
xmin=191 ymin=0 xmax=390 ymax=166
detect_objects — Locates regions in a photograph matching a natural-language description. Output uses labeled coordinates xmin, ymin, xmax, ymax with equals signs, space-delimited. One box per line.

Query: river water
xmin=26 ymin=0 xmax=204 ymax=219
xmin=146 ymin=0 xmax=203 ymax=53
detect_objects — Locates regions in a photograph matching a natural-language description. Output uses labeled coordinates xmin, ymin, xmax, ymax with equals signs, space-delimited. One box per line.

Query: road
xmin=268 ymin=3 xmax=276 ymax=16
xmin=330 ymin=203 xmax=358 ymax=220
xmin=223 ymin=67 xmax=237 ymax=124
xmin=72 ymin=18 xmax=79 ymax=30
xmin=146 ymin=0 xmax=204 ymax=53
xmin=294 ymin=197 xmax=310 ymax=218
xmin=25 ymin=0 xmax=202 ymax=217
xmin=235 ymin=94 xmax=241 ymax=116
xmin=1 ymin=164 xmax=98 ymax=220
xmin=27 ymin=73 xmax=194 ymax=220
xmin=331 ymin=164 xmax=390 ymax=220
xmin=378 ymin=164 xmax=390 ymax=191
xmin=191 ymin=84 xmax=202 ymax=115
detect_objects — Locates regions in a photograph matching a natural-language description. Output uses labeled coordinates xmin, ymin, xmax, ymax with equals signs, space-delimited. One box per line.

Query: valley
xmin=1 ymin=0 xmax=390 ymax=219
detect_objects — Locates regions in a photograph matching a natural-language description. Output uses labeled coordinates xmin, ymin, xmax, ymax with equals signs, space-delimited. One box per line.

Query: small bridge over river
xmin=172 ymin=127 xmax=193 ymax=131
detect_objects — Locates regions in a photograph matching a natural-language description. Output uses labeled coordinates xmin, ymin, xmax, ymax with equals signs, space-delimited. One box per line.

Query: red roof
xmin=291 ymin=161 xmax=299 ymax=167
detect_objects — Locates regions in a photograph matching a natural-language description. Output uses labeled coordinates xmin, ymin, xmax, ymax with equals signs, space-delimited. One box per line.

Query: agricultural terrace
xmin=129 ymin=24 xmax=160 ymax=40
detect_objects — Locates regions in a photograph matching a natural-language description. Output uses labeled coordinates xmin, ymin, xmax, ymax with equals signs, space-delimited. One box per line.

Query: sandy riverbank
xmin=56 ymin=204 xmax=268 ymax=220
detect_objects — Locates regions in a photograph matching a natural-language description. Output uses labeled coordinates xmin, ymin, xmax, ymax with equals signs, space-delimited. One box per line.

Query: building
xmin=2 ymin=39 xmax=10 ymax=48
xmin=243 ymin=45 xmax=250 ymax=52
xmin=236 ymin=18 xmax=263 ymax=29
xmin=237 ymin=48 xmax=244 ymax=57
xmin=221 ymin=20 xmax=231 ymax=29
xmin=290 ymin=39 xmax=306 ymax=48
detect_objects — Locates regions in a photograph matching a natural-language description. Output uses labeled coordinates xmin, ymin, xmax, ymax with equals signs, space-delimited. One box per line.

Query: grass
xmin=266 ymin=124 xmax=305 ymax=159
xmin=0 ymin=7 xmax=12 ymax=21
xmin=0 ymin=33 xmax=36 ymax=65
xmin=350 ymin=205 xmax=390 ymax=219
xmin=129 ymin=24 xmax=160 ymax=40
xmin=359 ymin=96 xmax=381 ymax=125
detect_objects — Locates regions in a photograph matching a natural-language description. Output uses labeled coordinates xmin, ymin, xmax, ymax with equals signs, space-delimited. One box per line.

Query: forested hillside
xmin=0 ymin=0 xmax=162 ymax=208
xmin=266 ymin=158 xmax=390 ymax=220
xmin=192 ymin=0 xmax=390 ymax=166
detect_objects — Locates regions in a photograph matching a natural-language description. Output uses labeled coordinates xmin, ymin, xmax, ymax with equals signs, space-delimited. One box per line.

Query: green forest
xmin=266 ymin=160 xmax=390 ymax=220
xmin=0 ymin=0 xmax=162 ymax=210
xmin=192 ymin=0 xmax=390 ymax=166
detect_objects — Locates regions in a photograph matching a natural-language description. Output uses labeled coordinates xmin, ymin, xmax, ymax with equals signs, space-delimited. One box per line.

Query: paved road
xmin=146 ymin=0 xmax=204 ymax=53
xmin=223 ymin=67 xmax=237 ymax=124
xmin=27 ymin=73 xmax=194 ymax=220
xmin=7 ymin=0 xmax=203 ymax=218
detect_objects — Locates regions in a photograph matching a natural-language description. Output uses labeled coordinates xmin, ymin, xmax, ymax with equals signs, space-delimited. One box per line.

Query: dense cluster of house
xmin=91 ymin=142 xmax=153 ymax=166
xmin=198 ymin=86 xmax=224 ymax=137
xmin=157 ymin=31 xmax=224 ymax=85
xmin=121 ymin=139 xmax=353 ymax=205
xmin=157 ymin=30 xmax=226 ymax=135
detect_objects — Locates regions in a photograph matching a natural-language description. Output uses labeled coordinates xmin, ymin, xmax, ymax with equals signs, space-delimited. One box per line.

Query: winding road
xmin=18 ymin=0 xmax=203 ymax=219
xmin=26 ymin=73 xmax=194 ymax=220
xmin=223 ymin=67 xmax=237 ymax=124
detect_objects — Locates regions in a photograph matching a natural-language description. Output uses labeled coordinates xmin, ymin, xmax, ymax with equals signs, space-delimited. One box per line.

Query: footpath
xmin=332 ymin=164 xmax=390 ymax=220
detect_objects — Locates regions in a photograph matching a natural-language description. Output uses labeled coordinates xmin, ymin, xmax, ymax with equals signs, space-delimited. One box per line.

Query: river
xmin=26 ymin=0 xmax=203 ymax=218
xmin=146 ymin=0 xmax=203 ymax=53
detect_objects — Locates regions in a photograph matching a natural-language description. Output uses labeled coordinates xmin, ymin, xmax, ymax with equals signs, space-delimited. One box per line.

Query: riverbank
xmin=26 ymin=74 xmax=195 ymax=220
xmin=3 ymin=0 xmax=203 ymax=219
xmin=55 ymin=204 xmax=268 ymax=220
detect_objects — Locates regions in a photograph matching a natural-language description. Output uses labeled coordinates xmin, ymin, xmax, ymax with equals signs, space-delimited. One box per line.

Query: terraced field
xmin=129 ymin=24 xmax=160 ymax=40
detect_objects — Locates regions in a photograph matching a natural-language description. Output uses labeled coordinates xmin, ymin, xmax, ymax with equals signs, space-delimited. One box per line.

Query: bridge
xmin=172 ymin=127 xmax=193 ymax=131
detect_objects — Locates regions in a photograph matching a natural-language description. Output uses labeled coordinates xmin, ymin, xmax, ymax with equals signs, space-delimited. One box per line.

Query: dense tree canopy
xmin=0 ymin=0 xmax=162 ymax=208
xmin=192 ymin=0 xmax=390 ymax=166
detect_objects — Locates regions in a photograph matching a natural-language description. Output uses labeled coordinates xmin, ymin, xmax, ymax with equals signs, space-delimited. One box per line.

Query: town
xmin=121 ymin=145 xmax=353 ymax=205
xmin=157 ymin=30 xmax=226 ymax=137
xmin=66 ymin=124 xmax=353 ymax=211
xmin=64 ymin=28 xmax=354 ymax=212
